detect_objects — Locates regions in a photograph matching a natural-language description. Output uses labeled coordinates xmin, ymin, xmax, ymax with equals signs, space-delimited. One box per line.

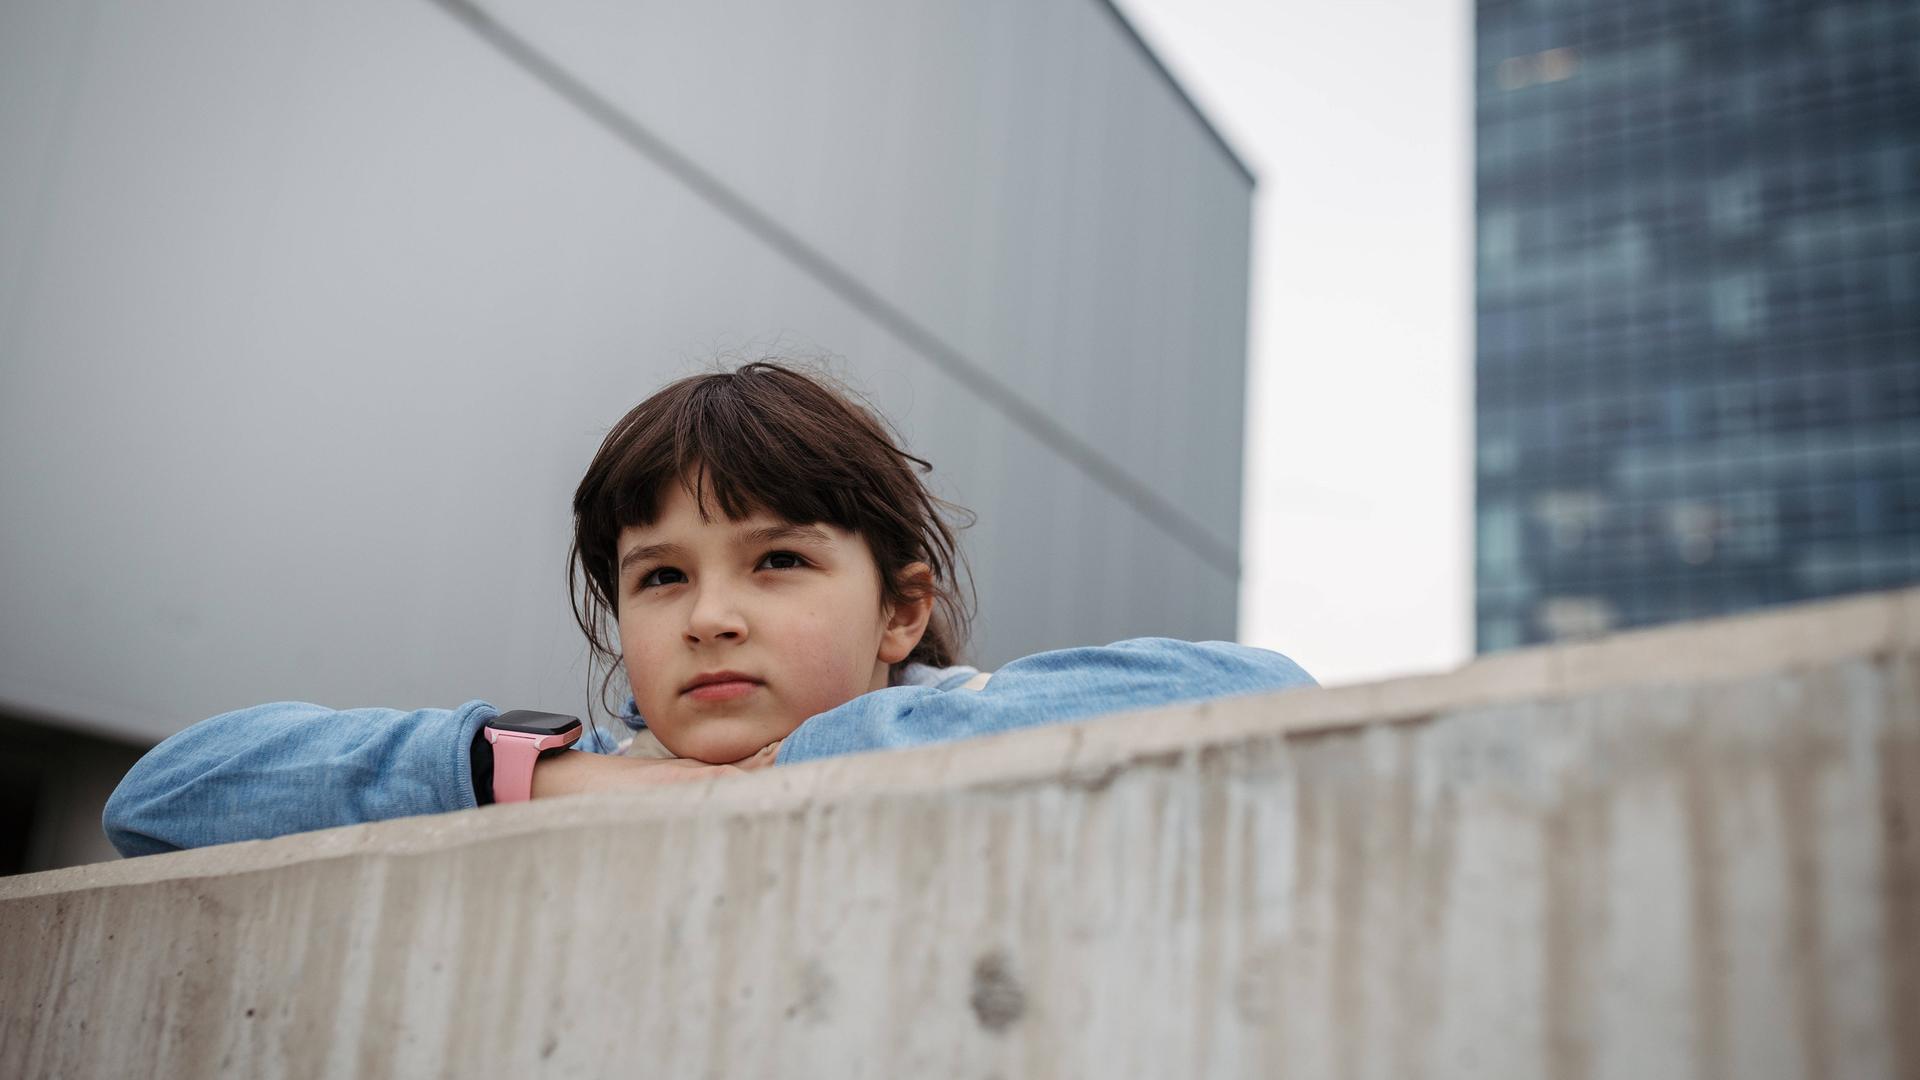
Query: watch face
xmin=488 ymin=710 xmax=583 ymax=737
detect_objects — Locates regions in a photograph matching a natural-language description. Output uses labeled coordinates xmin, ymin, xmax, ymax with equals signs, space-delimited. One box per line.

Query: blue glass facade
xmin=1476 ymin=0 xmax=1920 ymax=650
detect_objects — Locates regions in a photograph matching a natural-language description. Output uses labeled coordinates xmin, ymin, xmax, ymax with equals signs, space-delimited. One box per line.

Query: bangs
xmin=595 ymin=371 xmax=895 ymax=536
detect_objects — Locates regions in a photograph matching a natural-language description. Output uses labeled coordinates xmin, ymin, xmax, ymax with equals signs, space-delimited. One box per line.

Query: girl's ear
xmin=878 ymin=562 xmax=935 ymax=664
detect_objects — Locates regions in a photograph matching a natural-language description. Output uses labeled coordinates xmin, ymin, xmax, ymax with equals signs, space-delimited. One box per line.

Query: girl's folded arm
xmin=102 ymin=699 xmax=505 ymax=857
xmin=778 ymin=638 xmax=1317 ymax=764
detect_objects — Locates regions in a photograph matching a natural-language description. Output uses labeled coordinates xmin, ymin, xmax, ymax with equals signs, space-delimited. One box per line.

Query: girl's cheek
xmin=620 ymin=643 xmax=665 ymax=705
xmin=794 ymin=636 xmax=877 ymax=707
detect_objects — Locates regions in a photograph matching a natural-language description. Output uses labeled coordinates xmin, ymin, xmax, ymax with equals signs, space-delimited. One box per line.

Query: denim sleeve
xmin=101 ymin=699 xmax=511 ymax=857
xmin=776 ymin=638 xmax=1317 ymax=765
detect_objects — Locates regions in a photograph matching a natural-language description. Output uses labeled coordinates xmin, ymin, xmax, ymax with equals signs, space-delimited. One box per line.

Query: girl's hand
xmin=531 ymin=750 xmax=744 ymax=799
xmin=730 ymin=739 xmax=782 ymax=772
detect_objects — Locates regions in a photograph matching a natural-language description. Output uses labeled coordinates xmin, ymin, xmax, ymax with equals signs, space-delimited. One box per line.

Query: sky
xmin=1117 ymin=0 xmax=1476 ymax=686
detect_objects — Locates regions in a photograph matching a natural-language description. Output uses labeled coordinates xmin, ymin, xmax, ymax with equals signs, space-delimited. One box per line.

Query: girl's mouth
xmin=684 ymin=679 xmax=760 ymax=702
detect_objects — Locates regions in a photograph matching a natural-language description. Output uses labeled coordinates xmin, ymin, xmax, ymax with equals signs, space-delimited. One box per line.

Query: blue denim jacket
xmin=103 ymin=638 xmax=1314 ymax=857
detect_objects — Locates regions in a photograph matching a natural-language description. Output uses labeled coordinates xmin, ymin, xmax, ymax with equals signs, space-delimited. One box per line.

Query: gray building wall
xmin=0 ymin=0 xmax=1253 ymax=841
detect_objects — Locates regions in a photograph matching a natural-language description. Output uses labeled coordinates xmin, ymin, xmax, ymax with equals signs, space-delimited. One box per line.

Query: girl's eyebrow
xmin=618 ymin=523 xmax=835 ymax=577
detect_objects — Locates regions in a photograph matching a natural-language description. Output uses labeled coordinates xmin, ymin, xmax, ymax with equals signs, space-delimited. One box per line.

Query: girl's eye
xmin=638 ymin=554 xmax=802 ymax=590
xmin=639 ymin=567 xmax=686 ymax=589
xmin=759 ymin=550 xmax=806 ymax=571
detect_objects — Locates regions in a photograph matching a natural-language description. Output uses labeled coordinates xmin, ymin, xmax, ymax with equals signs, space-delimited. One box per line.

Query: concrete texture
xmin=4 ymin=589 xmax=1918 ymax=1078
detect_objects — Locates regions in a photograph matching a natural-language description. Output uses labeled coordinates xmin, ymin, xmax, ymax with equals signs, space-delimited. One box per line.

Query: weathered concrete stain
xmin=1541 ymin=781 xmax=1610 ymax=1080
xmin=787 ymin=958 xmax=836 ymax=1024
xmin=1775 ymin=711 xmax=1836 ymax=1080
xmin=1326 ymin=732 xmax=1371 ymax=1080
xmin=4 ymin=590 xmax=1919 ymax=1078
xmin=1881 ymin=691 xmax=1920 ymax=1080
xmin=968 ymin=951 xmax=1025 ymax=1033
xmin=1681 ymin=726 xmax=1734 ymax=1080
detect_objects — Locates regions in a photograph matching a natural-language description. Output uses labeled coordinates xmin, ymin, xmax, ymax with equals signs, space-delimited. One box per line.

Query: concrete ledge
xmin=4 ymin=590 xmax=1918 ymax=1077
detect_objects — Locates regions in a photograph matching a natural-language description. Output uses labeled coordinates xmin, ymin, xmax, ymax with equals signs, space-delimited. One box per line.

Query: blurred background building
xmin=0 ymin=0 xmax=1253 ymax=872
xmin=1475 ymin=0 xmax=1920 ymax=650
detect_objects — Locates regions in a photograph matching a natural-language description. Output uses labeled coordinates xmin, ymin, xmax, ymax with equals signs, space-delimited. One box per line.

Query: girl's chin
xmin=656 ymin=716 xmax=790 ymax=764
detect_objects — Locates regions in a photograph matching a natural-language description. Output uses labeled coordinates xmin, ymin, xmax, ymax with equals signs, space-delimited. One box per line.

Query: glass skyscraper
xmin=1475 ymin=0 xmax=1920 ymax=650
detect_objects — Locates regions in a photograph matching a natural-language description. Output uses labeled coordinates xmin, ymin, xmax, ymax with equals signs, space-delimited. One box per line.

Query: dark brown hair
xmin=568 ymin=360 xmax=974 ymax=720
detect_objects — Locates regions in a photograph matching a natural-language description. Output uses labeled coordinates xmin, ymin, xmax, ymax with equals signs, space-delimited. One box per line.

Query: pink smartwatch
xmin=482 ymin=711 xmax=583 ymax=803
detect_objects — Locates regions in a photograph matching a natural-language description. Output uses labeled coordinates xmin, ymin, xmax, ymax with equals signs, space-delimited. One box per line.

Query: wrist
xmin=482 ymin=711 xmax=583 ymax=803
xmin=530 ymin=747 xmax=601 ymax=799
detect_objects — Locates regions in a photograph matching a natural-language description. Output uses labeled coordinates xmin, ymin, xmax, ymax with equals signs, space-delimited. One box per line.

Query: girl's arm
xmin=776 ymin=638 xmax=1317 ymax=764
xmin=101 ymin=701 xmax=733 ymax=857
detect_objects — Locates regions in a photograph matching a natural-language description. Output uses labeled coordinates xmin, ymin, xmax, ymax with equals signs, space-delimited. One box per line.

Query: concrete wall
xmin=4 ymin=590 xmax=1915 ymax=1077
xmin=0 ymin=0 xmax=1253 ymax=749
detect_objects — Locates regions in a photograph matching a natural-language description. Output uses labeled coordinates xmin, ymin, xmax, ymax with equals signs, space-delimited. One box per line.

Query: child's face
xmin=614 ymin=479 xmax=926 ymax=763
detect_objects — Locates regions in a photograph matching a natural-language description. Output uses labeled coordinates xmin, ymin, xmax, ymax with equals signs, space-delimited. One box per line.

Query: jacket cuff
xmin=451 ymin=701 xmax=499 ymax=810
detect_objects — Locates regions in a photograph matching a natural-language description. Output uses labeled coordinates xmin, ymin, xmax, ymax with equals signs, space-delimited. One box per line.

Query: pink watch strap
xmin=484 ymin=727 xmax=577 ymax=803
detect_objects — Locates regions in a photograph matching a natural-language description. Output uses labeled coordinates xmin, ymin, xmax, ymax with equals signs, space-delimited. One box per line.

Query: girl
xmin=104 ymin=362 xmax=1315 ymax=856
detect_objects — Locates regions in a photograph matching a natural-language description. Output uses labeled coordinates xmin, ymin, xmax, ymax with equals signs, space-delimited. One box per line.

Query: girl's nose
xmin=684 ymin=585 xmax=748 ymax=643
